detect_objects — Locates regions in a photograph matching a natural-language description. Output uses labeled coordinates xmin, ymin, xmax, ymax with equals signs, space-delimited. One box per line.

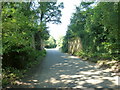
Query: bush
xmin=75 ymin=50 xmax=86 ymax=57
xmin=2 ymin=49 xmax=46 ymax=87
xmin=2 ymin=43 xmax=46 ymax=70
xmin=2 ymin=67 xmax=26 ymax=86
xmin=45 ymin=44 xmax=57 ymax=48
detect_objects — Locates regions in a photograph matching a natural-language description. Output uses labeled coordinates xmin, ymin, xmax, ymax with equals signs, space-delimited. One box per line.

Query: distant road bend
xmin=14 ymin=48 xmax=119 ymax=89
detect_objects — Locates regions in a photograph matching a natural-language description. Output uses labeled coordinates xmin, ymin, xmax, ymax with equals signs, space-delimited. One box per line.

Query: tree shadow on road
xmin=11 ymin=53 xmax=119 ymax=89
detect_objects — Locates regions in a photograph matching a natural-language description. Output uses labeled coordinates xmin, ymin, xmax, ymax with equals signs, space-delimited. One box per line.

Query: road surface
xmin=14 ymin=48 xmax=119 ymax=89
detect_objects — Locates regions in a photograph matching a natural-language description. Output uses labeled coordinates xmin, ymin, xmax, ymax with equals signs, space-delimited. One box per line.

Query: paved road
xmin=14 ymin=48 xmax=119 ymax=89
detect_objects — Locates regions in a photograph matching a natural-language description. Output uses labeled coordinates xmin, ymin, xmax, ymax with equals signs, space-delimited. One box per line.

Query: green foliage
xmin=2 ymin=2 xmax=63 ymax=87
xmin=75 ymin=50 xmax=85 ymax=57
xmin=62 ymin=2 xmax=119 ymax=61
xmin=33 ymin=2 xmax=64 ymax=50
xmin=2 ymin=67 xmax=25 ymax=86
xmin=2 ymin=2 xmax=63 ymax=68
xmin=56 ymin=36 xmax=64 ymax=48
xmin=44 ymin=36 xmax=57 ymax=48
xmin=3 ymin=45 xmax=44 ymax=69
xmin=2 ymin=49 xmax=46 ymax=87
xmin=38 ymin=2 xmax=64 ymax=24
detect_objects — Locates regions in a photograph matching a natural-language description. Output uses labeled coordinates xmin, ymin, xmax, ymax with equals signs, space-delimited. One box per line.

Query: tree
xmin=62 ymin=2 xmax=119 ymax=60
xmin=56 ymin=36 xmax=64 ymax=48
xmin=34 ymin=2 xmax=64 ymax=50
xmin=44 ymin=36 xmax=57 ymax=48
xmin=2 ymin=2 xmax=64 ymax=69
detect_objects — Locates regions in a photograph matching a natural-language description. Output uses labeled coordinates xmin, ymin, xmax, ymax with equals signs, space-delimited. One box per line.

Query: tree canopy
xmin=2 ymin=2 xmax=64 ymax=69
xmin=62 ymin=2 xmax=119 ymax=61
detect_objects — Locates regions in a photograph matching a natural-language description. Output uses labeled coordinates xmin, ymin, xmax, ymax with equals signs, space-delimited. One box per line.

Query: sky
xmin=47 ymin=0 xmax=81 ymax=40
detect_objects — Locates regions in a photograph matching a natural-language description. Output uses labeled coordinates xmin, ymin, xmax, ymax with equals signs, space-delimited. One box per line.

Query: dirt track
xmin=13 ymin=48 xmax=119 ymax=89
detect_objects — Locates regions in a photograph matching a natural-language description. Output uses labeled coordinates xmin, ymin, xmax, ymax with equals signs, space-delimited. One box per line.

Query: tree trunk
xmin=34 ymin=32 xmax=42 ymax=50
xmin=30 ymin=34 xmax=36 ymax=49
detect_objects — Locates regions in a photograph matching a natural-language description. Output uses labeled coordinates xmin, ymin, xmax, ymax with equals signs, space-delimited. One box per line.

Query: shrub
xmin=2 ymin=44 xmax=46 ymax=69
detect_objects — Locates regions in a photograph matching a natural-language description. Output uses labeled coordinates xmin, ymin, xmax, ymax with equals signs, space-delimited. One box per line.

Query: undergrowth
xmin=2 ymin=49 xmax=46 ymax=87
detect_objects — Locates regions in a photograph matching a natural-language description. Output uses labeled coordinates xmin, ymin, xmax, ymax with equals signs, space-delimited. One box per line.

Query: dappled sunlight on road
xmin=45 ymin=78 xmax=60 ymax=84
xmin=13 ymin=49 xmax=119 ymax=88
xmin=14 ymin=79 xmax=40 ymax=88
